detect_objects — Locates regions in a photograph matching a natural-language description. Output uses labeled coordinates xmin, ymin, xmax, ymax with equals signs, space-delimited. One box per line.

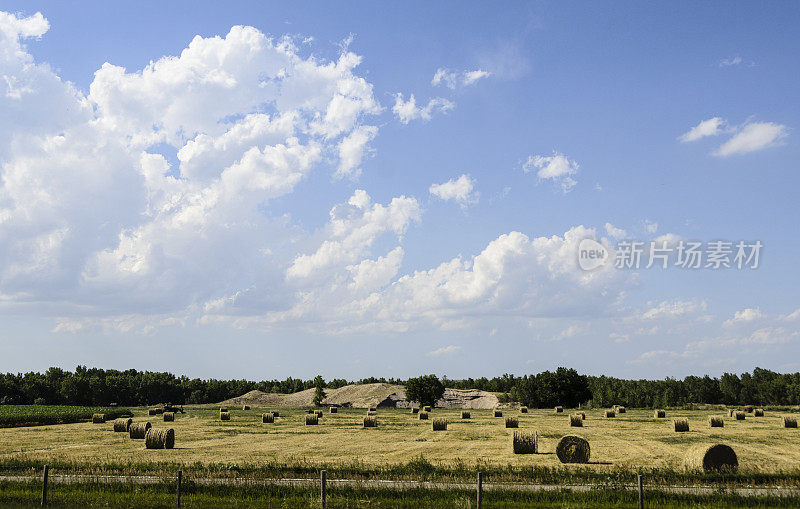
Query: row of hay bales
xmin=510 ymin=429 xmax=738 ymax=473
xmin=106 ymin=416 xmax=174 ymax=449
xmin=219 ymin=405 xmax=800 ymax=431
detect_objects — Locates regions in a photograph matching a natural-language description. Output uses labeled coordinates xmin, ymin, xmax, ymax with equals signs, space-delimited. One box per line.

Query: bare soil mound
xmin=221 ymin=384 xmax=498 ymax=409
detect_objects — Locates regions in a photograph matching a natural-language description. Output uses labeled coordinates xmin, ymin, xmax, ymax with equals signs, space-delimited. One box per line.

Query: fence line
xmin=4 ymin=469 xmax=800 ymax=507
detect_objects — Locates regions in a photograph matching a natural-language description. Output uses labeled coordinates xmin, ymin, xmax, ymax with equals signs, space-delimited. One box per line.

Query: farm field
xmin=1 ymin=406 xmax=799 ymax=479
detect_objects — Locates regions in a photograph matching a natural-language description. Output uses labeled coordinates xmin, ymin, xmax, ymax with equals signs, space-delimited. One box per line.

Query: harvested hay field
xmin=3 ymin=407 xmax=800 ymax=474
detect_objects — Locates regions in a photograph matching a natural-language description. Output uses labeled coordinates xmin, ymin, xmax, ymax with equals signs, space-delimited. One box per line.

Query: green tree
xmin=312 ymin=375 xmax=326 ymax=406
xmin=405 ymin=374 xmax=445 ymax=407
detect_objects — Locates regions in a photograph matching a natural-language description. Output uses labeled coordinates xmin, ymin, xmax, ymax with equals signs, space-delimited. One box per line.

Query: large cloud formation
xmin=1 ymin=12 xmax=625 ymax=336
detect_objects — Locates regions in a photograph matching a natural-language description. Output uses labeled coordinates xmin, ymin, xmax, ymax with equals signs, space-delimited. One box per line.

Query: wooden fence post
xmin=638 ymin=474 xmax=643 ymax=509
xmin=176 ymin=470 xmax=182 ymax=507
xmin=321 ymin=470 xmax=327 ymax=508
xmin=41 ymin=465 xmax=49 ymax=506
xmin=477 ymin=471 xmax=483 ymax=508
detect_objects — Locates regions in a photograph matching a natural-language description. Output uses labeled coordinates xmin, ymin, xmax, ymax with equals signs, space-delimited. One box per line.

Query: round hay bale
xmin=744 ymin=405 xmax=753 ymax=413
xmin=242 ymin=405 xmax=250 ymax=411
xmin=784 ymin=416 xmax=798 ymax=428
xmin=520 ymin=406 xmax=528 ymax=413
xmin=262 ymin=412 xmax=274 ymax=423
xmin=163 ymin=412 xmax=175 ymax=422
xmin=616 ymin=406 xmax=626 ymax=414
xmin=314 ymin=410 xmax=323 ymax=417
xmin=754 ymin=409 xmax=764 ymax=417
xmin=654 ymin=409 xmax=666 ymax=418
xmin=305 ymin=414 xmax=318 ymax=425
xmin=432 ymin=418 xmax=447 ymax=431
xmin=734 ymin=411 xmax=746 ymax=421
xmin=555 ymin=406 xmax=564 ymax=413
xmin=411 ymin=407 xmax=419 ymax=414
xmin=329 ymin=407 xmax=338 ymax=413
xmin=494 ymin=410 xmax=503 ymax=418
xmin=605 ymin=410 xmax=615 ymax=418
xmin=92 ymin=413 xmax=105 ymax=424
xmin=570 ymin=414 xmax=583 ymax=427
xmin=418 ymin=411 xmax=429 ymax=420
xmin=577 ymin=411 xmax=586 ymax=420
xmin=363 ymin=416 xmax=377 ymax=428
xmin=271 ymin=410 xmax=280 ymax=417
xmin=674 ymin=418 xmax=690 ymax=432
xmin=145 ymin=428 xmax=175 ymax=449
xmin=686 ymin=444 xmax=738 ymax=472
xmin=423 ymin=406 xmax=432 ymax=412
xmin=369 ymin=407 xmax=378 ymax=412
xmin=556 ymin=435 xmax=590 ymax=464
xmin=129 ymin=421 xmax=151 ymax=439
xmin=113 ymin=418 xmax=132 ymax=432
xmin=220 ymin=411 xmax=230 ymax=421
xmin=512 ymin=430 xmax=538 ymax=454
xmin=219 ymin=407 xmax=228 ymax=413
xmin=148 ymin=409 xmax=157 ymax=416
xmin=366 ymin=410 xmax=377 ymax=416
xmin=505 ymin=417 xmax=519 ymax=428
xmin=708 ymin=416 xmax=724 ymax=428
xmin=728 ymin=409 xmax=736 ymax=417
xmin=461 ymin=411 xmax=471 ymax=419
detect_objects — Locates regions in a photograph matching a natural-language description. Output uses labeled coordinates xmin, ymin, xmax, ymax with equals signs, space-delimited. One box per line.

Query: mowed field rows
xmin=1 ymin=407 xmax=799 ymax=473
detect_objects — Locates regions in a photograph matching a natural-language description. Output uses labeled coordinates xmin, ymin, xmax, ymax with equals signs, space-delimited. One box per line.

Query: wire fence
xmin=7 ymin=466 xmax=800 ymax=507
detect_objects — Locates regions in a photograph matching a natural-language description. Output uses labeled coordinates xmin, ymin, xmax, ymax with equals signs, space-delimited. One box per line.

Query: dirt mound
xmin=221 ymin=384 xmax=498 ymax=409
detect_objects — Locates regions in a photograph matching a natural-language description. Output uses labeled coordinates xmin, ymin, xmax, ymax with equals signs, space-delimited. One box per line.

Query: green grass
xmin=0 ymin=405 xmax=133 ymax=428
xmin=0 ymin=480 xmax=797 ymax=508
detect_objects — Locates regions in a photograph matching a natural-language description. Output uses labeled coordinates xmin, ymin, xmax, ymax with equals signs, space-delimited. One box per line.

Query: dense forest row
xmin=1 ymin=366 xmax=799 ymax=408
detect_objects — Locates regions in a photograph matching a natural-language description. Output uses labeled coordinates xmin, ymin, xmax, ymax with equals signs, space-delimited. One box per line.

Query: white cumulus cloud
xmin=392 ymin=93 xmax=454 ymax=124
xmin=429 ymin=174 xmax=479 ymax=207
xmin=523 ymin=152 xmax=579 ymax=193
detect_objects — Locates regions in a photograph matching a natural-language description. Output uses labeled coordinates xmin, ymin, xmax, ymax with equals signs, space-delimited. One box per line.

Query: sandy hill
xmin=220 ymin=383 xmax=498 ymax=409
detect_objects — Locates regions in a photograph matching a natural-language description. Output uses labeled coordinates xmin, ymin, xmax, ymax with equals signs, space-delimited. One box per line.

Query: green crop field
xmin=0 ymin=405 xmax=132 ymax=428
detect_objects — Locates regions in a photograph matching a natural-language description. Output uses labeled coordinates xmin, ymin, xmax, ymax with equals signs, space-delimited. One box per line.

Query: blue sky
xmin=1 ymin=1 xmax=798 ymax=381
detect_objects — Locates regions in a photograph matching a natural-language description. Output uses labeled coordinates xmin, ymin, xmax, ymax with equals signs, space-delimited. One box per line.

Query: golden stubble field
xmin=1 ymin=407 xmax=799 ymax=473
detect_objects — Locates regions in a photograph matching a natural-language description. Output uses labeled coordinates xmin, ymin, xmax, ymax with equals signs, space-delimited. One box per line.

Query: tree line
xmin=2 ymin=366 xmax=800 ymax=408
